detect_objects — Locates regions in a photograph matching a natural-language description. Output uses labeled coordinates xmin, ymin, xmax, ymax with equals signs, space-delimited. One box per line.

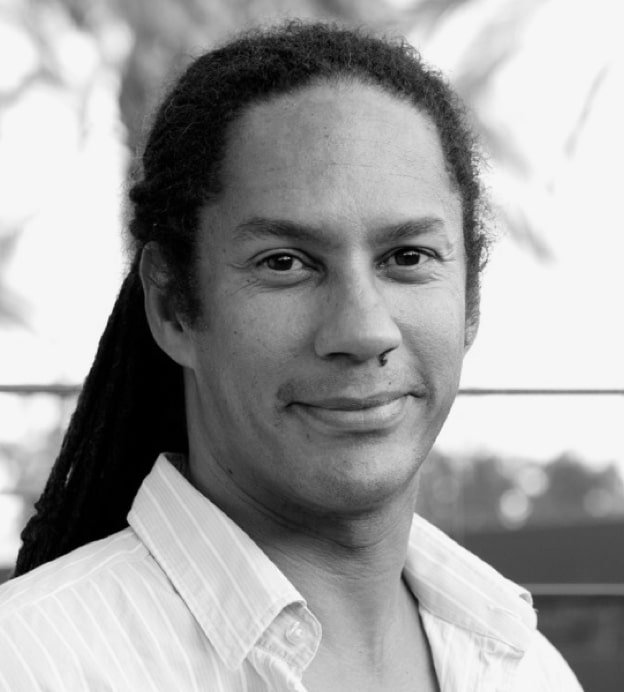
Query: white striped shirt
xmin=0 ymin=454 xmax=583 ymax=691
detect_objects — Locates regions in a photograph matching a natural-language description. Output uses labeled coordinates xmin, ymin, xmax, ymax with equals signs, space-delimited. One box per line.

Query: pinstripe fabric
xmin=0 ymin=454 xmax=583 ymax=691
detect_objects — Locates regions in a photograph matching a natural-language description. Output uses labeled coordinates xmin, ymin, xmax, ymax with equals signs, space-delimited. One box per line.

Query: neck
xmin=260 ymin=507 xmax=416 ymax=653
xmin=187 ymin=445 xmax=419 ymax=652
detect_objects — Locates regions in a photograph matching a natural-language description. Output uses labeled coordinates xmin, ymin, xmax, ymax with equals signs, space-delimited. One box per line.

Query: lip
xmin=291 ymin=392 xmax=413 ymax=433
xmin=301 ymin=391 xmax=408 ymax=410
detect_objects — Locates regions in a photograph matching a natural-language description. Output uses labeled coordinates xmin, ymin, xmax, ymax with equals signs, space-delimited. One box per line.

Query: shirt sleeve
xmin=513 ymin=630 xmax=584 ymax=691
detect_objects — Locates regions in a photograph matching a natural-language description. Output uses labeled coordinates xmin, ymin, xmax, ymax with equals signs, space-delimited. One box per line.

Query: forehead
xmin=207 ymin=80 xmax=460 ymax=236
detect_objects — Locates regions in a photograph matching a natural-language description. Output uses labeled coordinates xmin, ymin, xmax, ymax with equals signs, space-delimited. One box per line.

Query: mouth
xmin=290 ymin=392 xmax=415 ymax=433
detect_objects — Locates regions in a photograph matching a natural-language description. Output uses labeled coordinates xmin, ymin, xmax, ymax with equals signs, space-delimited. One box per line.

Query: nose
xmin=314 ymin=274 xmax=402 ymax=364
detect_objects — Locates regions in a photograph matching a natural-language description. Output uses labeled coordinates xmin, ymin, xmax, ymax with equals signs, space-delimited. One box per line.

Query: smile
xmin=292 ymin=394 xmax=411 ymax=433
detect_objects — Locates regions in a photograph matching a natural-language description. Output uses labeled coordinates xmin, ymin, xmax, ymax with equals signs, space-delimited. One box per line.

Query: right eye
xmin=260 ymin=254 xmax=306 ymax=272
xmin=253 ymin=251 xmax=317 ymax=286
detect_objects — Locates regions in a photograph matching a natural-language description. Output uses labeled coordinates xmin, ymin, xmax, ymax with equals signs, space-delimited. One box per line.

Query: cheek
xmin=397 ymin=288 xmax=467 ymax=367
xmin=204 ymin=291 xmax=311 ymax=375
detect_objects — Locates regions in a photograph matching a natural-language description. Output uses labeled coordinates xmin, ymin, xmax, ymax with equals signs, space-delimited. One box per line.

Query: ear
xmin=464 ymin=311 xmax=479 ymax=353
xmin=139 ymin=243 xmax=195 ymax=369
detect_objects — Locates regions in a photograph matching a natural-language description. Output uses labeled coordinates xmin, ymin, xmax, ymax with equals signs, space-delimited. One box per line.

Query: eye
xmin=379 ymin=247 xmax=437 ymax=282
xmin=391 ymin=248 xmax=426 ymax=266
xmin=382 ymin=247 xmax=431 ymax=268
xmin=260 ymin=253 xmax=305 ymax=272
xmin=254 ymin=252 xmax=316 ymax=285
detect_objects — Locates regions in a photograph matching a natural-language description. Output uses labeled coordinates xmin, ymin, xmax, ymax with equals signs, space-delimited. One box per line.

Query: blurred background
xmin=0 ymin=0 xmax=623 ymax=687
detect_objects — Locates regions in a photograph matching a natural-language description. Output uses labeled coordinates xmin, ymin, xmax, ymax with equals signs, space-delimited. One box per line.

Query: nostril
xmin=378 ymin=349 xmax=393 ymax=367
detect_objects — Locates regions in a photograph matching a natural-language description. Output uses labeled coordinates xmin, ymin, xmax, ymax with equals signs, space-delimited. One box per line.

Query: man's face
xmin=184 ymin=81 xmax=469 ymax=516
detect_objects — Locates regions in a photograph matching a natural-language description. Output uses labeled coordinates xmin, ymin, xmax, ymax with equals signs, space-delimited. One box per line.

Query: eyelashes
xmin=256 ymin=246 xmax=435 ymax=273
xmin=259 ymin=254 xmax=307 ymax=272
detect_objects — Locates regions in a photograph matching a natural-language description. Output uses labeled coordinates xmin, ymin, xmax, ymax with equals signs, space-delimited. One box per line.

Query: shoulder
xmin=0 ymin=528 xmax=148 ymax=619
xmin=0 ymin=529 xmax=169 ymax=690
xmin=514 ymin=630 xmax=584 ymax=691
xmin=407 ymin=516 xmax=583 ymax=690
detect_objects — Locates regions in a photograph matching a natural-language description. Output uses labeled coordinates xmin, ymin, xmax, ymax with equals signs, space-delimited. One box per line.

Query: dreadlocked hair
xmin=14 ymin=20 xmax=490 ymax=576
xmin=13 ymin=263 xmax=187 ymax=576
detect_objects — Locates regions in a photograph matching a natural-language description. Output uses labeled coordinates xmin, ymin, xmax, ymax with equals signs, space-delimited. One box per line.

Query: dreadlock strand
xmin=13 ymin=267 xmax=186 ymax=576
xmin=13 ymin=21 xmax=489 ymax=578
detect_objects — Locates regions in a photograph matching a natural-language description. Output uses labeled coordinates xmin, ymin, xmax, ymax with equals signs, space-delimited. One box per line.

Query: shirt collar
xmin=127 ymin=453 xmax=315 ymax=671
xmin=128 ymin=454 xmax=536 ymax=673
xmin=403 ymin=513 xmax=537 ymax=653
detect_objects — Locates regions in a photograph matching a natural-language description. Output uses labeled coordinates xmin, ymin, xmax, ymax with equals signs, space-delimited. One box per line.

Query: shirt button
xmin=285 ymin=622 xmax=304 ymax=644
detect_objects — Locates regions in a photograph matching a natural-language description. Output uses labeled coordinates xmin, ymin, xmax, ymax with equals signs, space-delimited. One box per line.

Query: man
xmin=0 ymin=22 xmax=582 ymax=691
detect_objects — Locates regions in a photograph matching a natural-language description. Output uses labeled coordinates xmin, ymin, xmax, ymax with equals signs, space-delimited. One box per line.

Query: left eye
xmin=261 ymin=254 xmax=305 ymax=271
xmin=385 ymin=248 xmax=428 ymax=267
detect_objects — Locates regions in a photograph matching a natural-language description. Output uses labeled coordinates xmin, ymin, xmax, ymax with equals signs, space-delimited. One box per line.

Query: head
xmin=14 ymin=21 xmax=490 ymax=575
xmin=131 ymin=21 xmax=487 ymax=327
xmin=139 ymin=23 xmax=488 ymax=520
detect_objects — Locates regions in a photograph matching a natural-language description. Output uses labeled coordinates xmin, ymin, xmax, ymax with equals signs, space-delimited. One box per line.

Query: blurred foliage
xmin=2 ymin=0 xmax=623 ymax=570
xmin=0 ymin=393 xmax=76 ymax=493
xmin=417 ymin=449 xmax=624 ymax=534
xmin=2 ymin=390 xmax=623 ymax=566
xmin=0 ymin=393 xmax=77 ymax=566
xmin=0 ymin=229 xmax=28 ymax=326
xmin=57 ymin=0 xmax=410 ymax=149
xmin=3 ymin=0 xmax=614 ymax=262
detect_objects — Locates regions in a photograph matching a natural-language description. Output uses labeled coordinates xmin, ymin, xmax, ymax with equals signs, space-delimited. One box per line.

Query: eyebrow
xmin=232 ymin=215 xmax=450 ymax=249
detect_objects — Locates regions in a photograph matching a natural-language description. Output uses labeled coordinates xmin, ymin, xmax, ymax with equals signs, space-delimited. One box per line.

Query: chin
xmin=296 ymin=451 xmax=424 ymax=515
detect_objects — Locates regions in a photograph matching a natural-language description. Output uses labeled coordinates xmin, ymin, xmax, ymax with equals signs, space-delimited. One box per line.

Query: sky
xmin=409 ymin=0 xmax=624 ymax=471
xmin=0 ymin=0 xmax=622 ymax=477
xmin=0 ymin=0 xmax=623 ymax=567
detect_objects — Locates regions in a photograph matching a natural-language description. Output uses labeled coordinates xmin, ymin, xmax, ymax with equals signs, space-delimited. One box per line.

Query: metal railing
xmin=526 ymin=583 xmax=624 ymax=597
xmin=1 ymin=384 xmax=623 ymax=595
xmin=2 ymin=384 xmax=623 ymax=396
xmin=0 ymin=384 xmax=81 ymax=396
